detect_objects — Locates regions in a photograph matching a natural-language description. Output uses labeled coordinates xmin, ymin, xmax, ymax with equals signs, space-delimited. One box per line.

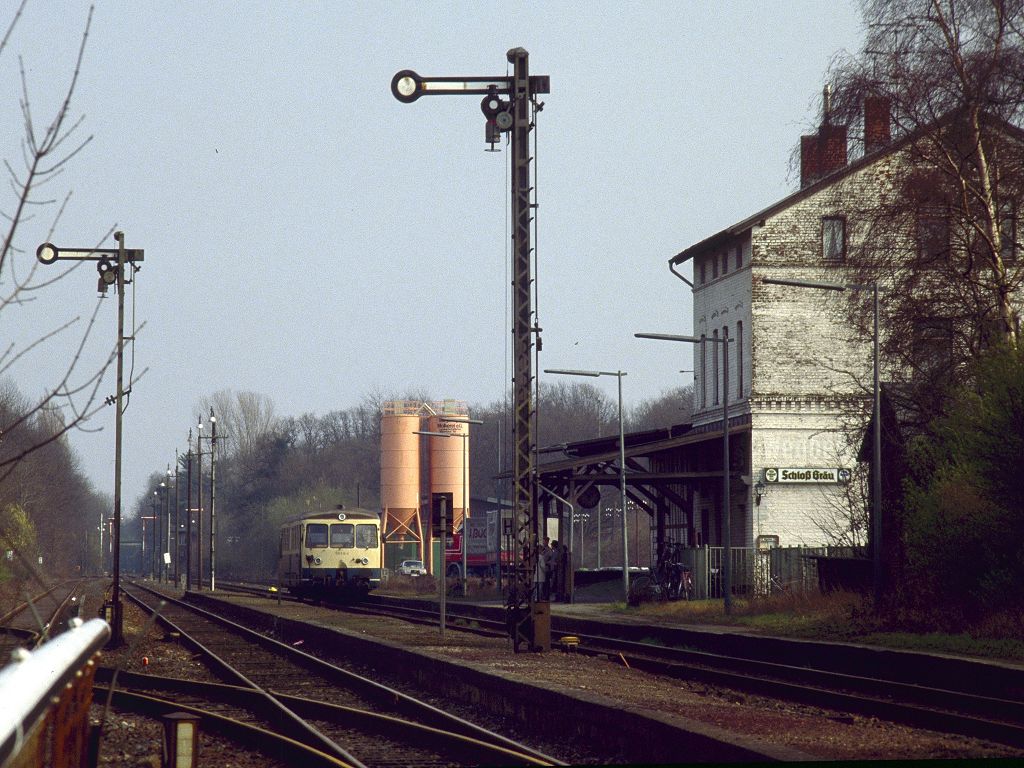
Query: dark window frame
xmin=1000 ymin=200 xmax=1017 ymax=265
xmin=737 ymin=320 xmax=744 ymax=398
xmin=916 ymin=210 xmax=950 ymax=264
xmin=712 ymin=329 xmax=720 ymax=406
xmin=822 ymin=216 xmax=846 ymax=262
xmin=700 ymin=335 xmax=707 ymax=408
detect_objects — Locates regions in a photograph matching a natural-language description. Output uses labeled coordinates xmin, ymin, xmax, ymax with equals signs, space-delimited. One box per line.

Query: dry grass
xmin=379 ymin=575 xmax=1024 ymax=662
xmin=621 ymin=589 xmax=1024 ymax=661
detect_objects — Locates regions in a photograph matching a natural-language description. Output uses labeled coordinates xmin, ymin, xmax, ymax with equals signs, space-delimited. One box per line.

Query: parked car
xmin=397 ymin=559 xmax=425 ymax=577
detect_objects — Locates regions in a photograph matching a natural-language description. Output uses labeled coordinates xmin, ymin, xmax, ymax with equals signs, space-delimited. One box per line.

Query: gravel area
xmin=79 ymin=580 xmax=1024 ymax=764
xmin=220 ymin=591 xmax=1024 ymax=762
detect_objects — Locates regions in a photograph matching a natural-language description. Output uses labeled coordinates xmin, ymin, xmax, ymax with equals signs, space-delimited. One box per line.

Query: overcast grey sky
xmin=3 ymin=1 xmax=863 ymax=511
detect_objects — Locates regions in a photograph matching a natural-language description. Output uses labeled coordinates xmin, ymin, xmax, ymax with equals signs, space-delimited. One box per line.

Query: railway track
xmin=0 ymin=579 xmax=85 ymax=652
xmin=117 ymin=580 xmax=560 ymax=767
xmin=334 ymin=595 xmax=1024 ymax=751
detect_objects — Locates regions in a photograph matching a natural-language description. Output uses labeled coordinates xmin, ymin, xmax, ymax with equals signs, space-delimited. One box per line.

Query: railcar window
xmin=330 ymin=524 xmax=354 ymax=548
xmin=307 ymin=524 xmax=329 ymax=548
xmin=356 ymin=524 xmax=378 ymax=548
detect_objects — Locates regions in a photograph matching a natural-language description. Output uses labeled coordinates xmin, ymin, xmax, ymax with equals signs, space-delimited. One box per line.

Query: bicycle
xmin=627 ymin=541 xmax=693 ymax=606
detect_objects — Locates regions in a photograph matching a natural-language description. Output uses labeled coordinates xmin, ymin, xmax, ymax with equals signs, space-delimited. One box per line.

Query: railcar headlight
xmin=313 ymin=557 xmax=322 ymax=566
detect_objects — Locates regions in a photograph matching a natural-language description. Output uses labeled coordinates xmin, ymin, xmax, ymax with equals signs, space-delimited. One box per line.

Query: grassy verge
xmin=380 ymin=576 xmax=1024 ymax=663
xmin=617 ymin=590 xmax=1024 ymax=663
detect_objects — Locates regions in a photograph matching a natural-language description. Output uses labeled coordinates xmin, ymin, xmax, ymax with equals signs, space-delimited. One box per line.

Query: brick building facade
xmin=667 ymin=99 xmax=901 ymax=549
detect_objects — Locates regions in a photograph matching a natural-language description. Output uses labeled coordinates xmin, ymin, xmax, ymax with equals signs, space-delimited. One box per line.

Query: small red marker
xmin=142 ymin=656 xmax=150 ymax=666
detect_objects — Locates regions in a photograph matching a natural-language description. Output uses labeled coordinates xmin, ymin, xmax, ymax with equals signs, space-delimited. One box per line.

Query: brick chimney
xmin=800 ymin=85 xmax=848 ymax=188
xmin=863 ymin=96 xmax=891 ymax=154
xmin=800 ymin=123 xmax=848 ymax=188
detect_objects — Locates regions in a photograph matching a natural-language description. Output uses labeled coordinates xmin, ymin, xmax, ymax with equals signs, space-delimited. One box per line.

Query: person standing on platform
xmin=546 ymin=540 xmax=561 ymax=601
xmin=535 ymin=538 xmax=550 ymax=600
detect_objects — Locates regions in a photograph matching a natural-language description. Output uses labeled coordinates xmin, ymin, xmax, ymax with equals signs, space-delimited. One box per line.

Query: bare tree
xmin=825 ymin=0 xmax=1024 ymax=428
xmin=0 ymin=4 xmax=124 ymax=575
xmin=0 ymin=4 xmax=122 ymax=474
xmin=195 ymin=389 xmax=279 ymax=458
xmin=628 ymin=385 xmax=694 ymax=432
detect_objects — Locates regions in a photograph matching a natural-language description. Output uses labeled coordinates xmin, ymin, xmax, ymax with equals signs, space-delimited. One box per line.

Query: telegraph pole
xmin=392 ymin=50 xmax=550 ymax=651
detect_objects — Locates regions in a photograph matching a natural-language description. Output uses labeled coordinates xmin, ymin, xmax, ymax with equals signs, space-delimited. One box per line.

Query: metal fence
xmin=677 ymin=545 xmax=866 ymax=599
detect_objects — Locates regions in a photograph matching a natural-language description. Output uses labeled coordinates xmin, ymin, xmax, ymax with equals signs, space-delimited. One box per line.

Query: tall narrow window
xmin=1000 ymin=201 xmax=1017 ymax=264
xmin=712 ymin=253 xmax=719 ymax=279
xmin=737 ymin=321 xmax=744 ymax=398
xmin=700 ymin=258 xmax=706 ymax=284
xmin=735 ymin=243 xmax=743 ymax=270
xmin=700 ymin=335 xmax=707 ymax=408
xmin=721 ymin=251 xmax=728 ymax=276
xmin=722 ymin=326 xmax=729 ymax=400
xmin=917 ymin=211 xmax=949 ymax=263
xmin=822 ymin=216 xmax=846 ymax=261
xmin=712 ymin=330 xmax=720 ymax=405
xmin=913 ymin=317 xmax=955 ymax=380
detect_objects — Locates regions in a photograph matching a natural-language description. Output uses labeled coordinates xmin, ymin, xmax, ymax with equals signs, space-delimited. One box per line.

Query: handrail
xmin=0 ymin=617 xmax=110 ymax=767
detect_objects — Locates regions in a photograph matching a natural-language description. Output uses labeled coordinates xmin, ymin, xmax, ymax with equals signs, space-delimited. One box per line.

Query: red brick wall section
xmin=800 ymin=135 xmax=819 ymax=188
xmin=801 ymin=125 xmax=848 ymax=187
xmin=819 ymin=124 xmax=848 ymax=177
xmin=864 ymin=96 xmax=892 ymax=154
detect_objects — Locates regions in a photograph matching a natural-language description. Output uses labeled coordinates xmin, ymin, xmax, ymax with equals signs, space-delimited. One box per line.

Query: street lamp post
xmin=544 ymin=369 xmax=630 ymax=601
xmin=151 ymin=491 xmax=159 ymax=579
xmin=634 ymin=332 xmax=732 ymax=614
xmin=762 ymin=276 xmax=884 ymax=605
xmin=439 ymin=417 xmax=484 ymax=597
xmin=209 ymin=408 xmax=218 ymax=592
xmin=196 ymin=422 xmax=204 ymax=591
xmin=164 ymin=468 xmax=173 ymax=583
xmin=186 ymin=433 xmax=193 ymax=591
xmin=172 ymin=455 xmax=180 ymax=587
xmin=159 ymin=485 xmax=165 ymax=580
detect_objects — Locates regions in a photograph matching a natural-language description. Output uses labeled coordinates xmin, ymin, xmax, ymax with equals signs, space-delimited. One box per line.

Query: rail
xmin=0 ymin=617 xmax=110 ymax=768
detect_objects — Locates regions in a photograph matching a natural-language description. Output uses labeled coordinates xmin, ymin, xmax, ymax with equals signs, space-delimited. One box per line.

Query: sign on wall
xmin=763 ymin=467 xmax=851 ymax=484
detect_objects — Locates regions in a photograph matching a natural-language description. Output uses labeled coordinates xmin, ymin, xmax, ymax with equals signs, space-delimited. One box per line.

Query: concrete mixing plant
xmin=380 ymin=400 xmax=470 ymax=573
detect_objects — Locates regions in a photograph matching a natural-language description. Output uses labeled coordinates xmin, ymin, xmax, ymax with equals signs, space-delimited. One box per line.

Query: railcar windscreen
xmin=306 ymin=523 xmax=328 ymax=547
xmin=330 ymin=524 xmax=354 ymax=547
xmin=355 ymin=524 xmax=378 ymax=548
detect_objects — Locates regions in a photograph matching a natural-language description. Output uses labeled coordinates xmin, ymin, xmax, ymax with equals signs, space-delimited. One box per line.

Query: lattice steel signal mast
xmin=391 ymin=49 xmax=551 ymax=651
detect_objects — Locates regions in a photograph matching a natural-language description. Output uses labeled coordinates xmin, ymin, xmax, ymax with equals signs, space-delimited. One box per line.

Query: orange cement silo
xmin=381 ymin=401 xmax=424 ymax=561
xmin=426 ymin=400 xmax=470 ymax=533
